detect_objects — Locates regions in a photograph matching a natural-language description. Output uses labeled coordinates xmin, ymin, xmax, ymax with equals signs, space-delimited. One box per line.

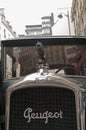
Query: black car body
xmin=0 ymin=36 xmax=86 ymax=130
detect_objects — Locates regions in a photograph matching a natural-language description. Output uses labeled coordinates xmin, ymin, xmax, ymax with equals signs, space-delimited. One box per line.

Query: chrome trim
xmin=6 ymin=72 xmax=82 ymax=130
xmin=79 ymin=92 xmax=86 ymax=130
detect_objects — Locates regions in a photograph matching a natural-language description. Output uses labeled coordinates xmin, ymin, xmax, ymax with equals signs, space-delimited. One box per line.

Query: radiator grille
xmin=9 ymin=86 xmax=77 ymax=130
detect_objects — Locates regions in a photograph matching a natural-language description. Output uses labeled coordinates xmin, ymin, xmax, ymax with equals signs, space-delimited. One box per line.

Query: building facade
xmin=25 ymin=13 xmax=54 ymax=36
xmin=71 ymin=0 xmax=86 ymax=35
xmin=0 ymin=8 xmax=16 ymax=40
xmin=70 ymin=0 xmax=86 ymax=74
xmin=25 ymin=25 xmax=42 ymax=36
xmin=41 ymin=13 xmax=54 ymax=35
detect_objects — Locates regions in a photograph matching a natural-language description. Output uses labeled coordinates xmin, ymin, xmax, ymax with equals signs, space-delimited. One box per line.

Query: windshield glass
xmin=5 ymin=43 xmax=86 ymax=79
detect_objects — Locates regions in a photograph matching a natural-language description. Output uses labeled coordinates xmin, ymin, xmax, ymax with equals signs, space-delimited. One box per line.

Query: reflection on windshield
xmin=6 ymin=45 xmax=86 ymax=79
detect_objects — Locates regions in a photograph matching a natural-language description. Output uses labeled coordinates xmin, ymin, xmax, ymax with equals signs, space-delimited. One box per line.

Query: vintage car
xmin=0 ymin=36 xmax=86 ymax=130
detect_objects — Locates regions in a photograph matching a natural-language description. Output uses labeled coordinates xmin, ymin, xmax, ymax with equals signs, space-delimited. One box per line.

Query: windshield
xmin=4 ymin=42 xmax=86 ymax=79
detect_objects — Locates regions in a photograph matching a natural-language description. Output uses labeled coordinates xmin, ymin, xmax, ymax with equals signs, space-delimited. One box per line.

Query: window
xmin=4 ymin=29 xmax=6 ymax=38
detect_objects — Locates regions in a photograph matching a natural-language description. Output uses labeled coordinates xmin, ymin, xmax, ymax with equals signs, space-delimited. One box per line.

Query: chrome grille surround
xmin=6 ymin=72 xmax=81 ymax=130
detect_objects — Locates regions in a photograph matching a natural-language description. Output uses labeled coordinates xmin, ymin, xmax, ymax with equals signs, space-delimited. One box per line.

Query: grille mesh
xmin=9 ymin=86 xmax=77 ymax=130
